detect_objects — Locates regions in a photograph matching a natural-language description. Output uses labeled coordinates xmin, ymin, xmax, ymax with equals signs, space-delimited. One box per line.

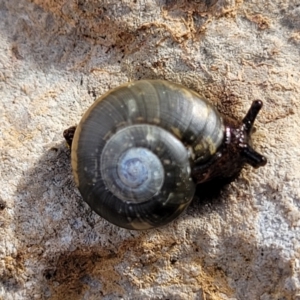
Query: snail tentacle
xmin=242 ymin=100 xmax=263 ymax=134
xmin=241 ymin=145 xmax=267 ymax=168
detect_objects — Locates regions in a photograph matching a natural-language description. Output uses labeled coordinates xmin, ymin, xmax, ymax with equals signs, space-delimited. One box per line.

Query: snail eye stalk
xmin=242 ymin=100 xmax=263 ymax=134
xmin=242 ymin=100 xmax=267 ymax=168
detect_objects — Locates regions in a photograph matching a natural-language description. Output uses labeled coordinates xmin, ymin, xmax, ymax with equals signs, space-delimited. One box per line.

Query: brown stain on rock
xmin=191 ymin=260 xmax=234 ymax=300
xmin=246 ymin=13 xmax=271 ymax=30
xmin=27 ymin=0 xmax=242 ymax=59
xmin=44 ymin=248 xmax=124 ymax=299
xmin=119 ymin=235 xmax=234 ymax=299
xmin=42 ymin=234 xmax=235 ymax=299
xmin=1 ymin=252 xmax=25 ymax=290
xmin=27 ymin=1 xmax=137 ymax=46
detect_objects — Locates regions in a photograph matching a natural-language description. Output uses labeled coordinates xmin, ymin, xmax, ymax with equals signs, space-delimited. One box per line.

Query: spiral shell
xmin=70 ymin=80 xmax=224 ymax=229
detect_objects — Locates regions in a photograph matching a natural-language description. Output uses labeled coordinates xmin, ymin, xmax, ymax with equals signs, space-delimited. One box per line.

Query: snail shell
xmin=64 ymin=80 xmax=266 ymax=230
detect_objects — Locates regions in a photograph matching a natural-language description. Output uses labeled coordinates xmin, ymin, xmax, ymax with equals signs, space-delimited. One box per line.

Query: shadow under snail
xmin=63 ymin=80 xmax=267 ymax=230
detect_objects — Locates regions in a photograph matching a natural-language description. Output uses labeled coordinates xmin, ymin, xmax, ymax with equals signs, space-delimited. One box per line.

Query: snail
xmin=63 ymin=80 xmax=267 ymax=230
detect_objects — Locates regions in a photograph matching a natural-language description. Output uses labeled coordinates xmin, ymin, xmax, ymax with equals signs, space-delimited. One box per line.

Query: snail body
xmin=64 ymin=80 xmax=266 ymax=230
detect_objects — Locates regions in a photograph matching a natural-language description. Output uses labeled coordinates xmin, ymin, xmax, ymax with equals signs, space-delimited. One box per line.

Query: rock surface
xmin=1 ymin=0 xmax=300 ymax=299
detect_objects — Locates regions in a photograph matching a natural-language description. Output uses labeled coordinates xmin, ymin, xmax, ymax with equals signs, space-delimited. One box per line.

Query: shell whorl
xmin=71 ymin=80 xmax=224 ymax=229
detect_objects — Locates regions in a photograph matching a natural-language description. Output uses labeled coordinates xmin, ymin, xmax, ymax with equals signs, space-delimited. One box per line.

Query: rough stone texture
xmin=0 ymin=0 xmax=300 ymax=299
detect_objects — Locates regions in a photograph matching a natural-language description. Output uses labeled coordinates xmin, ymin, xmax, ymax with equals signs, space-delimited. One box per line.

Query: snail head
xmin=192 ymin=100 xmax=267 ymax=184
